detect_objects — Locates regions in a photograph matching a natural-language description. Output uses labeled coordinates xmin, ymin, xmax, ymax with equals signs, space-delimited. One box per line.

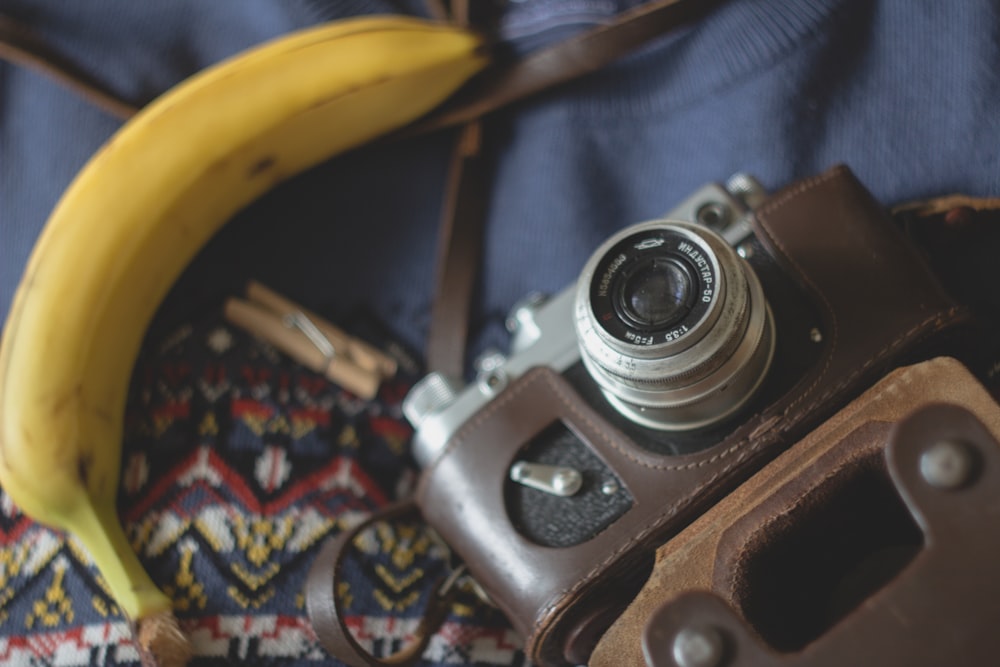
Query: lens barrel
xmin=574 ymin=220 xmax=774 ymax=431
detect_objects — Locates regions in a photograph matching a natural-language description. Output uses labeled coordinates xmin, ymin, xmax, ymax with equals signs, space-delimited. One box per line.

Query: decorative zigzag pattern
xmin=0 ymin=315 xmax=524 ymax=665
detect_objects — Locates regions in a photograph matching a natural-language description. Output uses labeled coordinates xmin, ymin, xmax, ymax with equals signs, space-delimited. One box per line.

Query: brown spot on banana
xmin=90 ymin=405 xmax=114 ymax=424
xmin=247 ymin=156 xmax=277 ymax=178
xmin=52 ymin=383 xmax=83 ymax=415
xmin=77 ymin=452 xmax=93 ymax=485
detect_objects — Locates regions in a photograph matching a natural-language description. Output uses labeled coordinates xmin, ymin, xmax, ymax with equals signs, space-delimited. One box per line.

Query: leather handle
xmin=305 ymin=501 xmax=456 ymax=667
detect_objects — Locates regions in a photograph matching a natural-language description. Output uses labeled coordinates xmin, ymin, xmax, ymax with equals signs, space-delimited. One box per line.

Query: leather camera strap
xmin=304 ymin=501 xmax=461 ymax=667
xmin=407 ymin=0 xmax=722 ymax=136
xmin=0 ymin=15 xmax=139 ymax=119
xmin=425 ymin=120 xmax=490 ymax=378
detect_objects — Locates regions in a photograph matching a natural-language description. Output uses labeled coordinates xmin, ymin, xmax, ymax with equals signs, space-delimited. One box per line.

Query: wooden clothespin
xmin=223 ymin=281 xmax=397 ymax=399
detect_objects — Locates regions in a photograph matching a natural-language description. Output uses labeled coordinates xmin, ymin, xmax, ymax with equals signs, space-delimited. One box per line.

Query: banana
xmin=0 ymin=14 xmax=487 ymax=663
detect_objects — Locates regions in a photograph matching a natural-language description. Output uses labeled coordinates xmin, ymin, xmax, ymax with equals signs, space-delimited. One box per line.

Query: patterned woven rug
xmin=0 ymin=312 xmax=524 ymax=666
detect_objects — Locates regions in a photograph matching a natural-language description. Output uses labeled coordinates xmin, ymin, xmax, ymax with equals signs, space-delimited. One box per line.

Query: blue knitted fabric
xmin=3 ymin=0 xmax=999 ymax=352
xmin=0 ymin=1 xmax=998 ymax=664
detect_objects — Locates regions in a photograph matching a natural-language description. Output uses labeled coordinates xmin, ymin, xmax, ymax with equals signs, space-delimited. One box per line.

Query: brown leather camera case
xmin=415 ymin=166 xmax=970 ymax=665
xmin=593 ymin=355 xmax=1000 ymax=666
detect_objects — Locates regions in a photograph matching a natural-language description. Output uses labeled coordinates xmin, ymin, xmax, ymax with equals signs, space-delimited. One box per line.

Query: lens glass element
xmin=617 ymin=257 xmax=695 ymax=330
xmin=587 ymin=228 xmax=716 ymax=347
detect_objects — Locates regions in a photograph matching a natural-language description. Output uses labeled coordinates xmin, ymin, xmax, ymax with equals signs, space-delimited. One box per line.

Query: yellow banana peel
xmin=0 ymin=15 xmax=487 ymax=665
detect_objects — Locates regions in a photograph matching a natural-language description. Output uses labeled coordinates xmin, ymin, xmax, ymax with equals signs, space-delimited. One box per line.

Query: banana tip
xmin=136 ymin=610 xmax=192 ymax=667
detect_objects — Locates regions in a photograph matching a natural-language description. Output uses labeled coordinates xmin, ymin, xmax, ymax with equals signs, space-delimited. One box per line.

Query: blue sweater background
xmin=2 ymin=0 xmax=998 ymax=372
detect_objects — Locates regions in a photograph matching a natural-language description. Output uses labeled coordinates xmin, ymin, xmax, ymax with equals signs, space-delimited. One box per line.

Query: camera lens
xmin=574 ymin=220 xmax=774 ymax=431
xmin=616 ymin=258 xmax=695 ymax=330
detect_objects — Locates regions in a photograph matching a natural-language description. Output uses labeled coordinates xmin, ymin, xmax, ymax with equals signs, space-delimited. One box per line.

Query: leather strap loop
xmin=305 ymin=501 xmax=456 ymax=667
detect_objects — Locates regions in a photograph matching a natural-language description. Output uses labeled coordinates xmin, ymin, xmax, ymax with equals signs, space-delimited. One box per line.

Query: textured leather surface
xmin=636 ymin=397 xmax=1000 ymax=667
xmin=415 ymin=166 xmax=969 ymax=666
xmin=592 ymin=356 xmax=1000 ymax=666
xmin=897 ymin=200 xmax=1000 ymax=399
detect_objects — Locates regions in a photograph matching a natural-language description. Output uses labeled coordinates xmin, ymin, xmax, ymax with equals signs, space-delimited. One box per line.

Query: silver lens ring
xmin=573 ymin=219 xmax=775 ymax=431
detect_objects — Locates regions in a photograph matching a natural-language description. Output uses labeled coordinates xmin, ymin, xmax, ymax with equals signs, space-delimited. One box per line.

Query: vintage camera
xmin=405 ymin=173 xmax=786 ymax=464
xmin=405 ymin=174 xmax=820 ymax=544
xmin=402 ymin=166 xmax=974 ymax=666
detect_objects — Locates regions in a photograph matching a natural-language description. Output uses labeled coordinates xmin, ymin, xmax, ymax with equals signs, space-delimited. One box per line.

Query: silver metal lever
xmin=509 ymin=461 xmax=583 ymax=497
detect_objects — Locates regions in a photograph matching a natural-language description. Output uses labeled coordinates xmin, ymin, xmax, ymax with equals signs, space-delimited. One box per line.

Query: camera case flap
xmin=593 ymin=356 xmax=1000 ymax=667
xmin=415 ymin=166 xmax=969 ymax=665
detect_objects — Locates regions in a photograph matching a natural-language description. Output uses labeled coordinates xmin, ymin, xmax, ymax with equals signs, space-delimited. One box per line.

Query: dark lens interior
xmin=618 ymin=257 xmax=694 ymax=330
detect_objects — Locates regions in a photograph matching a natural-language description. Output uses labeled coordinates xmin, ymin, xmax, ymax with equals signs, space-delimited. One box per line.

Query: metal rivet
xmin=736 ymin=244 xmax=754 ymax=259
xmin=920 ymin=439 xmax=975 ymax=490
xmin=672 ymin=626 xmax=726 ymax=667
xmin=809 ymin=328 xmax=823 ymax=343
xmin=601 ymin=480 xmax=620 ymax=496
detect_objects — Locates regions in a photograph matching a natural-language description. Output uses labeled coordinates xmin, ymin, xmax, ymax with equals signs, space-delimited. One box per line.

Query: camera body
xmin=406 ymin=175 xmax=826 ymax=549
xmin=405 ymin=166 xmax=971 ymax=666
xmin=407 ymin=175 xmax=812 ymax=465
